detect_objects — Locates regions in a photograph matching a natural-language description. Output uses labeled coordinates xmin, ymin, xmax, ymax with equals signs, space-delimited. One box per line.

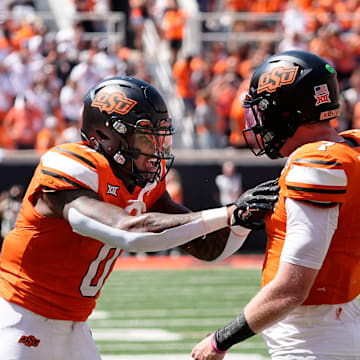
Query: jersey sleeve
xmin=38 ymin=143 xmax=100 ymax=192
xmin=280 ymin=142 xmax=348 ymax=204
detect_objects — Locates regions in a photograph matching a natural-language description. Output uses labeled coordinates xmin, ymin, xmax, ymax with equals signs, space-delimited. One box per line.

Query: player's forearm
xmin=212 ymin=283 xmax=304 ymax=353
xmin=243 ymin=262 xmax=317 ymax=333
xmin=243 ymin=285 xmax=303 ymax=333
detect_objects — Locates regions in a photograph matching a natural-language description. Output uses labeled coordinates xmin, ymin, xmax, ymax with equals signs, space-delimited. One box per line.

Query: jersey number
xmin=80 ymin=245 xmax=121 ymax=297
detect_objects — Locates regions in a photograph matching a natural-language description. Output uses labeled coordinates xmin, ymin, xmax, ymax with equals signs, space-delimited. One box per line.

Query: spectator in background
xmin=3 ymin=95 xmax=43 ymax=149
xmin=190 ymin=54 xmax=212 ymax=90
xmin=8 ymin=1 xmax=36 ymax=15
xmin=24 ymin=72 xmax=54 ymax=117
xmin=59 ymin=78 xmax=83 ymax=124
xmin=0 ymin=63 xmax=15 ymax=149
xmin=215 ymin=160 xmax=242 ymax=207
xmin=277 ymin=31 xmax=308 ymax=53
xmin=161 ymin=0 xmax=187 ymax=64
xmin=209 ymin=72 xmax=239 ymax=147
xmin=35 ymin=115 xmax=62 ymax=154
xmin=68 ymin=50 xmax=102 ymax=97
xmin=52 ymin=42 xmax=76 ymax=85
xmin=0 ymin=19 xmax=17 ymax=61
xmin=56 ymin=20 xmax=87 ymax=54
xmin=129 ymin=0 xmax=150 ymax=51
xmin=173 ymin=55 xmax=196 ymax=117
xmin=10 ymin=12 xmax=43 ymax=50
xmin=307 ymin=24 xmax=334 ymax=64
xmin=57 ymin=120 xmax=81 ymax=144
xmin=3 ymin=43 xmax=43 ymax=96
xmin=194 ymin=89 xmax=223 ymax=149
xmin=325 ymin=23 xmax=357 ymax=90
xmin=280 ymin=0 xmax=308 ymax=38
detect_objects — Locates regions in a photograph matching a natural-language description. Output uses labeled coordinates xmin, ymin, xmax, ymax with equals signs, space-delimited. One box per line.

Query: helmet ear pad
xmin=88 ymin=121 xmax=129 ymax=158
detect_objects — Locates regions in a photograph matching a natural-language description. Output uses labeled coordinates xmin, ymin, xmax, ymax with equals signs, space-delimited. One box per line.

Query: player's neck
xmin=280 ymin=123 xmax=343 ymax=156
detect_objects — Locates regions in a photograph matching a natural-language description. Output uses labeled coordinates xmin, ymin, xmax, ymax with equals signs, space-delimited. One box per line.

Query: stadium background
xmin=1 ymin=0 xmax=360 ymax=358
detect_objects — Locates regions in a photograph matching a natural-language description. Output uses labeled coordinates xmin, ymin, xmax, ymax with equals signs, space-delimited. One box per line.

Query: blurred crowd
xmin=174 ymin=0 xmax=360 ymax=149
xmin=0 ymin=184 xmax=24 ymax=251
xmin=1 ymin=0 xmax=360 ymax=153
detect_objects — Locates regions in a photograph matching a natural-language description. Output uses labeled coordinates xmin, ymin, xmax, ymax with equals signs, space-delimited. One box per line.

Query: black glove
xmin=231 ymin=178 xmax=279 ymax=230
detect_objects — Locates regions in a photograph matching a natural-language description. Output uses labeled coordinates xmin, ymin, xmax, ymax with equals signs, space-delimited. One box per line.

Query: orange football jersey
xmin=263 ymin=130 xmax=360 ymax=305
xmin=0 ymin=142 xmax=166 ymax=320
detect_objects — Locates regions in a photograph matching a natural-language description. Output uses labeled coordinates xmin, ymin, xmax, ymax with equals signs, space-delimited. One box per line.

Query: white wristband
xmin=201 ymin=207 xmax=229 ymax=234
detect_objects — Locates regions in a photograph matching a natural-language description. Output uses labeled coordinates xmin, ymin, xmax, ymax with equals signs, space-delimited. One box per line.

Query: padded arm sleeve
xmin=68 ymin=207 xmax=231 ymax=252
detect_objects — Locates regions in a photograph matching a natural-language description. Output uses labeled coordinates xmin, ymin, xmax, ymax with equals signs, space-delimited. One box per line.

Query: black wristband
xmin=214 ymin=313 xmax=255 ymax=351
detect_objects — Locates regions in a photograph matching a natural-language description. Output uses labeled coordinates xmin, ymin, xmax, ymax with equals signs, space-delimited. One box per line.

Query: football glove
xmin=231 ymin=178 xmax=279 ymax=230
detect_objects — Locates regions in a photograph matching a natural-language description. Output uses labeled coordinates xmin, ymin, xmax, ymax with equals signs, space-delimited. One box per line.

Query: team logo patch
xmin=257 ymin=66 xmax=298 ymax=94
xmin=107 ymin=184 xmax=120 ymax=197
xmin=320 ymin=108 xmax=340 ymax=120
xmin=314 ymin=84 xmax=331 ymax=106
xmin=18 ymin=335 xmax=40 ymax=347
xmin=91 ymin=91 xmax=137 ymax=115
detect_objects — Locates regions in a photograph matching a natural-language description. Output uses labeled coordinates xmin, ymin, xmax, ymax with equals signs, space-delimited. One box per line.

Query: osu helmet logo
xmin=257 ymin=66 xmax=299 ymax=94
xmin=91 ymin=91 xmax=137 ymax=115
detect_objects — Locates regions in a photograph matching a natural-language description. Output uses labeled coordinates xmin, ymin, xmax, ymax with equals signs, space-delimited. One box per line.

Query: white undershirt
xmin=280 ymin=198 xmax=340 ymax=269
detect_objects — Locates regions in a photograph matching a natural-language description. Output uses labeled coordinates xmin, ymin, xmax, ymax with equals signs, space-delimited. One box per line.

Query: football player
xmin=191 ymin=50 xmax=360 ymax=360
xmin=0 ymin=76 xmax=278 ymax=360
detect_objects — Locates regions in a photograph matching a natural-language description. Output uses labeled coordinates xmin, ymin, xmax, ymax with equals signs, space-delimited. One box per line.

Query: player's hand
xmin=191 ymin=333 xmax=227 ymax=360
xmin=231 ymin=178 xmax=279 ymax=230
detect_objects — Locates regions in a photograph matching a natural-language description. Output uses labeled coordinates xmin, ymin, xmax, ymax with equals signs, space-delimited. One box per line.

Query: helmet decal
xmin=91 ymin=91 xmax=138 ymax=115
xmin=257 ymin=66 xmax=299 ymax=94
xmin=314 ymin=84 xmax=331 ymax=106
xmin=325 ymin=64 xmax=335 ymax=73
xmin=320 ymin=108 xmax=340 ymax=120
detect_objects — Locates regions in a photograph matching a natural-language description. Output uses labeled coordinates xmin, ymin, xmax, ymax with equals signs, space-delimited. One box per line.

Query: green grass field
xmin=88 ymin=267 xmax=270 ymax=359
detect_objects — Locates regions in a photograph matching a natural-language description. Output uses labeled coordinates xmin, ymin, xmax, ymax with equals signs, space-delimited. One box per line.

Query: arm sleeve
xmin=206 ymin=225 xmax=250 ymax=263
xmin=280 ymin=198 xmax=339 ymax=269
xmin=68 ymin=207 xmax=232 ymax=252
